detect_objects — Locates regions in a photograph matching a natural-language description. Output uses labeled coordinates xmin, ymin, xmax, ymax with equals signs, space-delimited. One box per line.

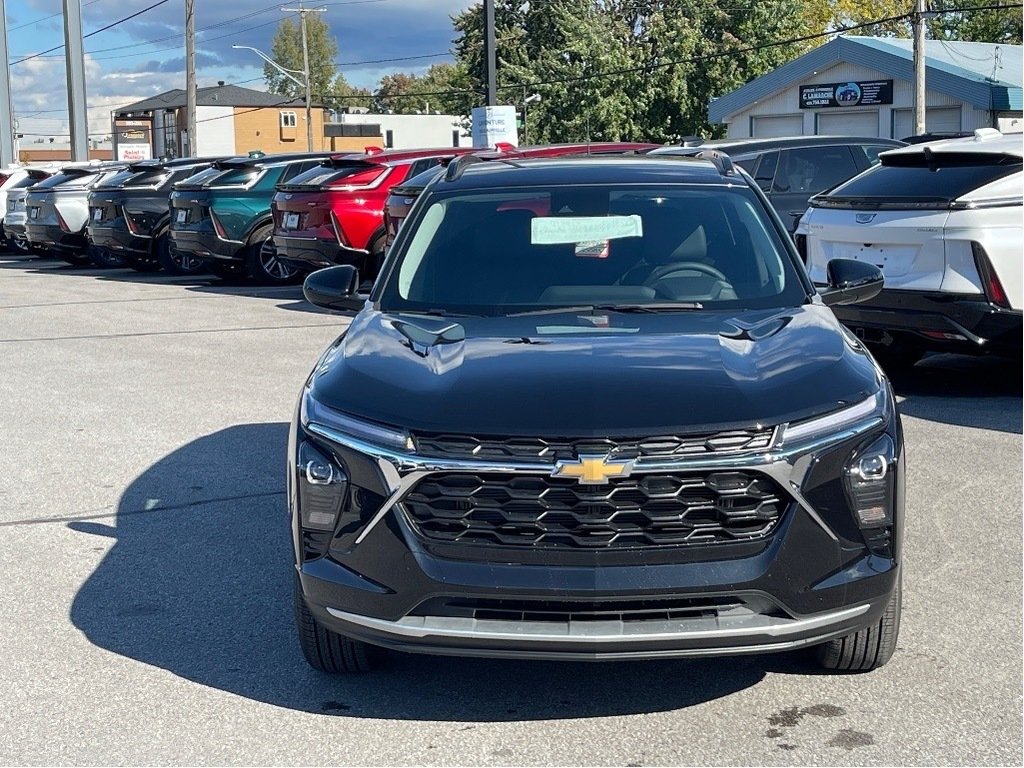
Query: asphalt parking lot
xmin=0 ymin=252 xmax=1021 ymax=766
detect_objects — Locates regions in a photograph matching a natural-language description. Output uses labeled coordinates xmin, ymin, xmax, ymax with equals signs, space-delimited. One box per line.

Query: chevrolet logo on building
xmin=552 ymin=454 xmax=635 ymax=485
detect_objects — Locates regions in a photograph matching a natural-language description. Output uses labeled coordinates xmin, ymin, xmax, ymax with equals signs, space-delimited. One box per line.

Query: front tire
xmin=293 ymin=574 xmax=379 ymax=673
xmin=244 ymin=225 xmax=300 ymax=285
xmin=816 ymin=575 xmax=901 ymax=672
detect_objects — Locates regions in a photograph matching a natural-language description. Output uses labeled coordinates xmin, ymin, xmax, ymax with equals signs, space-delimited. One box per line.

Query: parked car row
xmin=2 ymin=135 xmax=906 ymax=285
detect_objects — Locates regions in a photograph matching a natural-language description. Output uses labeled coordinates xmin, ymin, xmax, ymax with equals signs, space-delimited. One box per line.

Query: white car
xmin=797 ymin=129 xmax=1022 ymax=364
xmin=1 ymin=163 xmax=67 ymax=249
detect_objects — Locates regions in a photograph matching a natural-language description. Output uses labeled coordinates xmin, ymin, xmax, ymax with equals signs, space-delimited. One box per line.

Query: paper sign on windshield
xmin=530 ymin=215 xmax=643 ymax=245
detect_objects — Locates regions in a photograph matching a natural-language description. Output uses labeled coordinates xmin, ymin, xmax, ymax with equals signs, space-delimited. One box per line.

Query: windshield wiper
xmin=506 ymin=303 xmax=702 ymax=317
xmin=395 ymin=309 xmax=486 ymax=318
xmin=599 ymin=302 xmax=703 ymax=312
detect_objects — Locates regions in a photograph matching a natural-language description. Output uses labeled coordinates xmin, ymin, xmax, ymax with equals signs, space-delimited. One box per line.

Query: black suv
xmin=168 ymin=152 xmax=332 ymax=283
xmin=652 ymin=136 xmax=905 ymax=231
xmin=291 ymin=154 xmax=905 ymax=673
xmin=87 ymin=157 xmax=224 ymax=275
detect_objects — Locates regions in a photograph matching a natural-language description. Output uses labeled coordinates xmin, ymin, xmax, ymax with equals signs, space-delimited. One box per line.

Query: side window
xmin=734 ymin=156 xmax=759 ymax=175
xmin=410 ymin=158 xmax=442 ymax=177
xmin=753 ymin=151 xmax=779 ymax=192
xmin=861 ymin=144 xmax=895 ymax=165
xmin=773 ymin=146 xmax=859 ymax=195
xmin=279 ymin=161 xmax=315 ymax=183
xmin=280 ymin=111 xmax=298 ymax=128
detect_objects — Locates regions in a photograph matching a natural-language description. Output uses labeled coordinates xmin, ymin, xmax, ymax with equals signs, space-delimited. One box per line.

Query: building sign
xmin=114 ymin=118 xmax=152 ymax=162
xmin=799 ymin=80 xmax=893 ymax=109
xmin=471 ymin=105 xmax=518 ymax=148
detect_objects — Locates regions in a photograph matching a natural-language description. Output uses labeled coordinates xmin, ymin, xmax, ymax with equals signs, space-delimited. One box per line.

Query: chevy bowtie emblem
xmin=553 ymin=454 xmax=634 ymax=484
xmin=856 ymin=213 xmax=876 ymax=224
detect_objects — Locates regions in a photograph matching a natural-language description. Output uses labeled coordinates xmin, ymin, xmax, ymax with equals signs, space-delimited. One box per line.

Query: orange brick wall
xmin=233 ymin=106 xmax=331 ymax=153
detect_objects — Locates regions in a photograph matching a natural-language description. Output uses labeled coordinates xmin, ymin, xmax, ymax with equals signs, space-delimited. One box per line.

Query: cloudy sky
xmin=5 ymin=0 xmax=473 ymax=143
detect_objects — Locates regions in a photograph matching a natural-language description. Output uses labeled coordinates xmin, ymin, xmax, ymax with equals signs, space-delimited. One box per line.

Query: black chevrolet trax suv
xmin=291 ymin=153 xmax=905 ymax=673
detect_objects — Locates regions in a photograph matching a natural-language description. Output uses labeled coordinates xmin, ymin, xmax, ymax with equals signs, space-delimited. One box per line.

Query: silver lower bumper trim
xmin=326 ymin=603 xmax=871 ymax=645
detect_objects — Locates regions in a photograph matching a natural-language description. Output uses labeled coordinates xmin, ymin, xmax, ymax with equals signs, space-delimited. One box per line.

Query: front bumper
xmin=833 ymin=288 xmax=1022 ymax=355
xmin=292 ymin=392 xmax=904 ymax=661
xmin=276 ymin=234 xmax=366 ymax=272
xmin=25 ymin=223 xmax=85 ymax=251
xmin=168 ymin=227 xmax=243 ymax=262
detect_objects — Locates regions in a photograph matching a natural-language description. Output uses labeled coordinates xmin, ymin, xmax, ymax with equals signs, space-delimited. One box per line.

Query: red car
xmin=383 ymin=143 xmax=661 ymax=248
xmin=271 ymin=147 xmax=477 ymax=278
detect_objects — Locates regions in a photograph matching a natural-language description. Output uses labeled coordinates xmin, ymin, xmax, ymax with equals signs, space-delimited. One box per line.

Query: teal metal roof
xmin=708 ymin=36 xmax=1023 ymax=123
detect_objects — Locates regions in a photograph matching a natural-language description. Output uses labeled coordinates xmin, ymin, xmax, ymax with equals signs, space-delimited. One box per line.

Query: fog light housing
xmin=297 ymin=440 xmax=348 ymax=530
xmin=844 ymin=434 xmax=895 ymax=528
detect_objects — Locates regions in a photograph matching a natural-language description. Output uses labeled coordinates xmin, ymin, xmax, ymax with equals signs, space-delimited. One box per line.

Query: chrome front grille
xmin=413 ymin=429 xmax=774 ymax=462
xmin=402 ymin=470 xmax=785 ymax=550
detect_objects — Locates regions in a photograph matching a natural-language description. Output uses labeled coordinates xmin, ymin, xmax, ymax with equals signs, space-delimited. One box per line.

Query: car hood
xmin=308 ymin=303 xmax=880 ymax=437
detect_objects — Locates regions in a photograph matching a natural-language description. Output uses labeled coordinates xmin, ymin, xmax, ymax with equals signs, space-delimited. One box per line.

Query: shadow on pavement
xmin=888 ymin=353 xmax=1022 ymax=434
xmin=69 ymin=423 xmax=773 ymax=720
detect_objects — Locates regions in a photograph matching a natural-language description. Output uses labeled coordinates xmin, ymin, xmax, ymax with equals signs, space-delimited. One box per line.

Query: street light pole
xmin=281 ymin=4 xmax=326 ymax=152
xmin=233 ymin=44 xmax=306 ymax=148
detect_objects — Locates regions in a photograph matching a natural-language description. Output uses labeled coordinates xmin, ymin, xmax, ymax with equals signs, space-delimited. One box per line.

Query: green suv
xmin=168 ymin=152 xmax=333 ymax=283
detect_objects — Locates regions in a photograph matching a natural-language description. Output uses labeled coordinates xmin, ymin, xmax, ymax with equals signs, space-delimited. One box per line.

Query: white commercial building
xmin=331 ymin=110 xmax=467 ymax=149
xmin=709 ymin=36 xmax=1022 ymax=139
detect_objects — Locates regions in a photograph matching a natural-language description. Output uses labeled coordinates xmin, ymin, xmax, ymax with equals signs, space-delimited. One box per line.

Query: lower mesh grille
xmin=402 ymin=471 xmax=785 ymax=550
xmin=412 ymin=596 xmax=750 ymax=622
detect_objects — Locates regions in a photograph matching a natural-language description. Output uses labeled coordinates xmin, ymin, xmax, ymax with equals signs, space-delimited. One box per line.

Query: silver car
xmin=24 ymin=162 xmax=128 ymax=265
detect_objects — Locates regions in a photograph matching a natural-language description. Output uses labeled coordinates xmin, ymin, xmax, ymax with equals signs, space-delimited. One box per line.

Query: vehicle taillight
xmin=210 ymin=209 xmax=228 ymax=239
xmin=326 ymin=167 xmax=386 ymax=190
xmin=56 ymin=209 xmax=70 ymax=232
xmin=123 ymin=207 xmax=142 ymax=235
xmin=972 ymin=242 xmax=1010 ymax=309
xmin=329 ymin=210 xmax=348 ymax=246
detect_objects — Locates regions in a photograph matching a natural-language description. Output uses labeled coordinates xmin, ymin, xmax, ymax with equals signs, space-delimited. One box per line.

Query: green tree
xmin=329 ymin=73 xmax=373 ymax=110
xmin=264 ymin=16 xmax=339 ymax=101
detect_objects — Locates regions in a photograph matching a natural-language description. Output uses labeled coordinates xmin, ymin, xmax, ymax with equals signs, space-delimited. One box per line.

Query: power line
xmin=11 ymin=0 xmax=172 ymax=67
xmin=9 ymin=0 xmax=106 ymax=33
xmin=10 ymin=0 xmax=390 ymax=62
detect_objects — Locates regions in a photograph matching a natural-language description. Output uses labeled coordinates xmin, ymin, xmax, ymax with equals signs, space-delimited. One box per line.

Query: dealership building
xmin=709 ymin=36 xmax=1022 ymax=139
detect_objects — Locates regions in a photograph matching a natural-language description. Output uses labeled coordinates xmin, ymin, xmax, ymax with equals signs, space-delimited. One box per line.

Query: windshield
xmin=9 ymin=174 xmax=48 ymax=189
xmin=820 ymin=151 xmax=1022 ymax=205
xmin=32 ymin=171 xmax=98 ymax=189
xmin=379 ymin=184 xmax=807 ymax=316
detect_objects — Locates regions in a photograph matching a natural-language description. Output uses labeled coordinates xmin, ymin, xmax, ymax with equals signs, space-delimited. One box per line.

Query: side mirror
xmin=821 ymin=258 xmax=884 ymax=306
xmin=303 ymin=265 xmax=366 ymax=312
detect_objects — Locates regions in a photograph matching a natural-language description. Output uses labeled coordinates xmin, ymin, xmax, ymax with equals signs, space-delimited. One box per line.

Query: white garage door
xmin=817 ymin=110 xmax=879 ymax=137
xmin=893 ymin=107 xmax=962 ymax=139
xmin=751 ymin=114 xmax=803 ymax=138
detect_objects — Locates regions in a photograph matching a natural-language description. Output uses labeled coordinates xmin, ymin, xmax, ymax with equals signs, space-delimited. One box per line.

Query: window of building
xmin=280 ymin=111 xmax=298 ymax=128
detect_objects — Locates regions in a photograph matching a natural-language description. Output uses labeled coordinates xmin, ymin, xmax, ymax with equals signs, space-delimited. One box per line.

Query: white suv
xmin=798 ymin=129 xmax=1022 ymax=364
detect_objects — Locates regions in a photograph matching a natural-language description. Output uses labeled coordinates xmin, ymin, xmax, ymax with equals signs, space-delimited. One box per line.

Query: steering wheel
xmin=644 ymin=261 xmax=731 ymax=286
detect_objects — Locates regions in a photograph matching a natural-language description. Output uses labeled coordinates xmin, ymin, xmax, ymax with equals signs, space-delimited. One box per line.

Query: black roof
xmin=438 ymin=156 xmax=736 ymax=191
xmin=114 ymin=84 xmax=323 ymax=115
xmin=654 ymin=136 xmax=905 ymax=157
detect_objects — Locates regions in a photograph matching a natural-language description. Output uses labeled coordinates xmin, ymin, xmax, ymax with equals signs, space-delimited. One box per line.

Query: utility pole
xmin=484 ymin=0 xmax=497 ymax=106
xmin=186 ymin=0 xmax=197 ymax=157
xmin=281 ymin=3 xmax=326 ymax=152
xmin=63 ymin=0 xmax=89 ymax=161
xmin=0 ymin=0 xmax=16 ymax=166
xmin=913 ymin=0 xmax=928 ymax=136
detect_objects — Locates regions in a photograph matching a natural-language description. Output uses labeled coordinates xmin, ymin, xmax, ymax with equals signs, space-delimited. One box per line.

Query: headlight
xmin=297 ymin=440 xmax=348 ymax=530
xmin=301 ymin=388 xmax=414 ymax=452
xmin=844 ymin=433 xmax=895 ymax=528
xmin=778 ymin=391 xmax=886 ymax=447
